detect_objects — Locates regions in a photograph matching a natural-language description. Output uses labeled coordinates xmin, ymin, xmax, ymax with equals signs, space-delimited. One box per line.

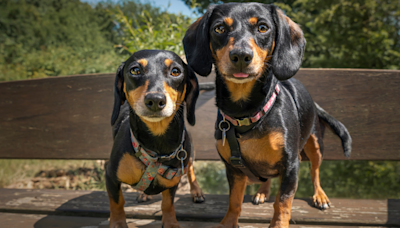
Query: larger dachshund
xmin=183 ymin=3 xmax=352 ymax=227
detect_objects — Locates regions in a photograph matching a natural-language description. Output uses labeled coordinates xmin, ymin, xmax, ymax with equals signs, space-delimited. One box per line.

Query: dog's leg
xmin=136 ymin=192 xmax=153 ymax=203
xmin=161 ymin=185 xmax=180 ymax=228
xmin=214 ymin=164 xmax=247 ymax=228
xmin=252 ymin=179 xmax=272 ymax=205
xmin=304 ymin=133 xmax=330 ymax=210
xmin=270 ymin=165 xmax=298 ymax=228
xmin=187 ymin=158 xmax=205 ymax=203
xmin=106 ymin=173 xmax=128 ymax=228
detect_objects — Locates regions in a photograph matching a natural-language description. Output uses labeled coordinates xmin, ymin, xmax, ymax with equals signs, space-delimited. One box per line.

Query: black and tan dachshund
xmin=106 ymin=50 xmax=205 ymax=228
xmin=183 ymin=3 xmax=352 ymax=227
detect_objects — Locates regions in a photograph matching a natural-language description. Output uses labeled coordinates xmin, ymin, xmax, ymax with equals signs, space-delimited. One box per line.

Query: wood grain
xmin=0 ymin=69 xmax=399 ymax=160
xmin=1 ymin=213 xmax=361 ymax=228
xmin=0 ymin=189 xmax=398 ymax=226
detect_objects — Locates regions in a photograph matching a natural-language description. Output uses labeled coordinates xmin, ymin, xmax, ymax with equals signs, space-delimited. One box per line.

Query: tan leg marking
xmin=217 ymin=174 xmax=247 ymax=228
xmin=161 ymin=190 xmax=180 ymax=228
xmin=156 ymin=173 xmax=181 ymax=189
xmin=304 ymin=134 xmax=330 ymax=209
xmin=116 ymin=153 xmax=145 ymax=185
xmin=270 ymin=190 xmax=294 ymax=228
xmin=187 ymin=158 xmax=205 ymax=203
xmin=107 ymin=188 xmax=128 ymax=228
xmin=137 ymin=59 xmax=148 ymax=67
xmin=252 ymin=178 xmax=272 ymax=204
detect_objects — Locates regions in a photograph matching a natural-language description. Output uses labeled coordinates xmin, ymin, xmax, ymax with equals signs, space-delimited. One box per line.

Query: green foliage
xmin=110 ymin=4 xmax=192 ymax=56
xmin=0 ymin=0 xmax=127 ymax=81
xmin=195 ymin=161 xmax=400 ymax=199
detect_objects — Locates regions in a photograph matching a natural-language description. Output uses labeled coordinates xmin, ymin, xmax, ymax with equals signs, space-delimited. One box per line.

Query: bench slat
xmin=1 ymin=213 xmax=359 ymax=228
xmin=0 ymin=189 xmax=398 ymax=226
xmin=1 ymin=69 xmax=399 ymax=160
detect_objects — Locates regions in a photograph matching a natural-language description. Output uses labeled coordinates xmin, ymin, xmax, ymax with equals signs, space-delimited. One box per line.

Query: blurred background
xmin=0 ymin=0 xmax=399 ymax=199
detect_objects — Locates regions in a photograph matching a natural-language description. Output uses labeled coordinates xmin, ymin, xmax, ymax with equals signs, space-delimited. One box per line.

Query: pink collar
xmin=220 ymin=84 xmax=281 ymax=126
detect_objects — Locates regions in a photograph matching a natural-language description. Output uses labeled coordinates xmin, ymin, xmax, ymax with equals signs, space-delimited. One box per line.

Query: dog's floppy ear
xmin=269 ymin=5 xmax=306 ymax=80
xmin=184 ymin=65 xmax=199 ymax=126
xmin=111 ymin=62 xmax=126 ymax=126
xmin=183 ymin=5 xmax=216 ymax=77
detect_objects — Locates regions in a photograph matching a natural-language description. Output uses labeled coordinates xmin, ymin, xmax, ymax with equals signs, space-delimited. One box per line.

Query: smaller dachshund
xmin=106 ymin=50 xmax=205 ymax=228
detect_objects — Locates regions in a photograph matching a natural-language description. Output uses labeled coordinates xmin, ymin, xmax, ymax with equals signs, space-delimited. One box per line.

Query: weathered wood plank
xmin=1 ymin=213 xmax=362 ymax=228
xmin=0 ymin=189 xmax=399 ymax=226
xmin=1 ymin=69 xmax=399 ymax=160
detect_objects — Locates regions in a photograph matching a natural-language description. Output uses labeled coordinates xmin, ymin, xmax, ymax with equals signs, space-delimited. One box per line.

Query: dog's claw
xmin=194 ymin=196 xmax=205 ymax=203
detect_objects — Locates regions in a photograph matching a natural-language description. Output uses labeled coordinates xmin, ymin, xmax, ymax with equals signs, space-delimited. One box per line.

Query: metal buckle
xmin=237 ymin=117 xmax=251 ymax=126
xmin=230 ymin=156 xmax=245 ymax=168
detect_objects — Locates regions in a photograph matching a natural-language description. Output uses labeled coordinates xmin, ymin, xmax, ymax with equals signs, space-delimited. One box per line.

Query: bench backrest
xmin=0 ymin=69 xmax=399 ymax=160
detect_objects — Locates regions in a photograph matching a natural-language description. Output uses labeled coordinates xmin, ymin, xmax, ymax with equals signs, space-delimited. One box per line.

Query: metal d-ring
xmin=219 ymin=119 xmax=230 ymax=131
xmin=176 ymin=148 xmax=187 ymax=161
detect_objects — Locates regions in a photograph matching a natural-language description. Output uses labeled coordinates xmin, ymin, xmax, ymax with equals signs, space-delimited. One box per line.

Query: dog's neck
xmin=128 ymin=107 xmax=185 ymax=155
xmin=215 ymin=69 xmax=278 ymax=118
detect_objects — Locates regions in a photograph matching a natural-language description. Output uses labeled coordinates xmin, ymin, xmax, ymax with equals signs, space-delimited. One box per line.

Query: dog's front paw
xmin=312 ymin=188 xmax=331 ymax=210
xmin=109 ymin=220 xmax=128 ymax=228
xmin=252 ymin=192 xmax=269 ymax=205
xmin=190 ymin=182 xmax=205 ymax=203
xmin=136 ymin=192 xmax=152 ymax=203
xmin=162 ymin=221 xmax=180 ymax=228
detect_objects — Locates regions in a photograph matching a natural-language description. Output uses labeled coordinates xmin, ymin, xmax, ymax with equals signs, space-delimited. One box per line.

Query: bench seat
xmin=0 ymin=189 xmax=398 ymax=227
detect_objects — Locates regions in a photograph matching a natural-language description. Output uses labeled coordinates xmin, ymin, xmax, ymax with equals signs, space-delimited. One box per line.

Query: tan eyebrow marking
xmin=224 ymin=17 xmax=233 ymax=26
xmin=164 ymin=59 xmax=173 ymax=67
xmin=249 ymin=17 xmax=258 ymax=25
xmin=137 ymin=59 xmax=147 ymax=67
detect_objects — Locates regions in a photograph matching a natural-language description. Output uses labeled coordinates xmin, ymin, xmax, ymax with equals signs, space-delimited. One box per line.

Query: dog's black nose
xmin=144 ymin=93 xmax=166 ymax=112
xmin=229 ymin=48 xmax=253 ymax=68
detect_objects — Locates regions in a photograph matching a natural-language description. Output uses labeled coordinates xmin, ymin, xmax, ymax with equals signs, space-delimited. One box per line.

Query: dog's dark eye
xmin=171 ymin=68 xmax=181 ymax=77
xmin=258 ymin=24 xmax=269 ymax=33
xmin=130 ymin=67 xmax=141 ymax=75
xmin=214 ymin=25 xmax=225 ymax=34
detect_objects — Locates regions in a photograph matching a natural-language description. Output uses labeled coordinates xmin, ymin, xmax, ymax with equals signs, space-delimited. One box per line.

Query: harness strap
xmin=226 ymin=125 xmax=264 ymax=182
xmin=130 ymin=129 xmax=188 ymax=191
xmin=216 ymin=82 xmax=281 ymax=182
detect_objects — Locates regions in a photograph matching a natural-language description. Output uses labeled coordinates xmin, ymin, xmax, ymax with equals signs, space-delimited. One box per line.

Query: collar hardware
xmin=221 ymin=84 xmax=281 ymax=127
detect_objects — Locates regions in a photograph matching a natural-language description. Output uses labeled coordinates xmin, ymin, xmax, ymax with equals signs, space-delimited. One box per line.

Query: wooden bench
xmin=1 ymin=69 xmax=399 ymax=227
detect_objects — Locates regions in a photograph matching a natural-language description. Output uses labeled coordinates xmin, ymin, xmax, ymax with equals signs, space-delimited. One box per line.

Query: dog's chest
xmin=116 ymin=153 xmax=180 ymax=190
xmin=217 ymin=131 xmax=285 ymax=167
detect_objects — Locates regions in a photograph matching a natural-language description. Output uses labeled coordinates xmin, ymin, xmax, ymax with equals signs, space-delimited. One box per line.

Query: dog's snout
xmin=144 ymin=93 xmax=166 ymax=112
xmin=229 ymin=48 xmax=253 ymax=68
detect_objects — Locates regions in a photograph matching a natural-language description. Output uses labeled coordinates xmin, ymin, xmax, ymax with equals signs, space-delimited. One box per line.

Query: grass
xmin=1 ymin=159 xmax=399 ymax=199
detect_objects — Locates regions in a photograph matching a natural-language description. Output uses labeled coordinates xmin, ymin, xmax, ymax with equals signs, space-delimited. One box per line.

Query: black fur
xmin=106 ymin=50 xmax=198 ymax=206
xmin=183 ymin=2 xmax=352 ymax=223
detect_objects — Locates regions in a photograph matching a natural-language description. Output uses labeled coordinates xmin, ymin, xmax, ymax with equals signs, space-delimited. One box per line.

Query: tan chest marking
xmin=117 ymin=153 xmax=145 ymax=185
xmin=225 ymin=79 xmax=256 ymax=102
xmin=217 ymin=131 xmax=284 ymax=166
